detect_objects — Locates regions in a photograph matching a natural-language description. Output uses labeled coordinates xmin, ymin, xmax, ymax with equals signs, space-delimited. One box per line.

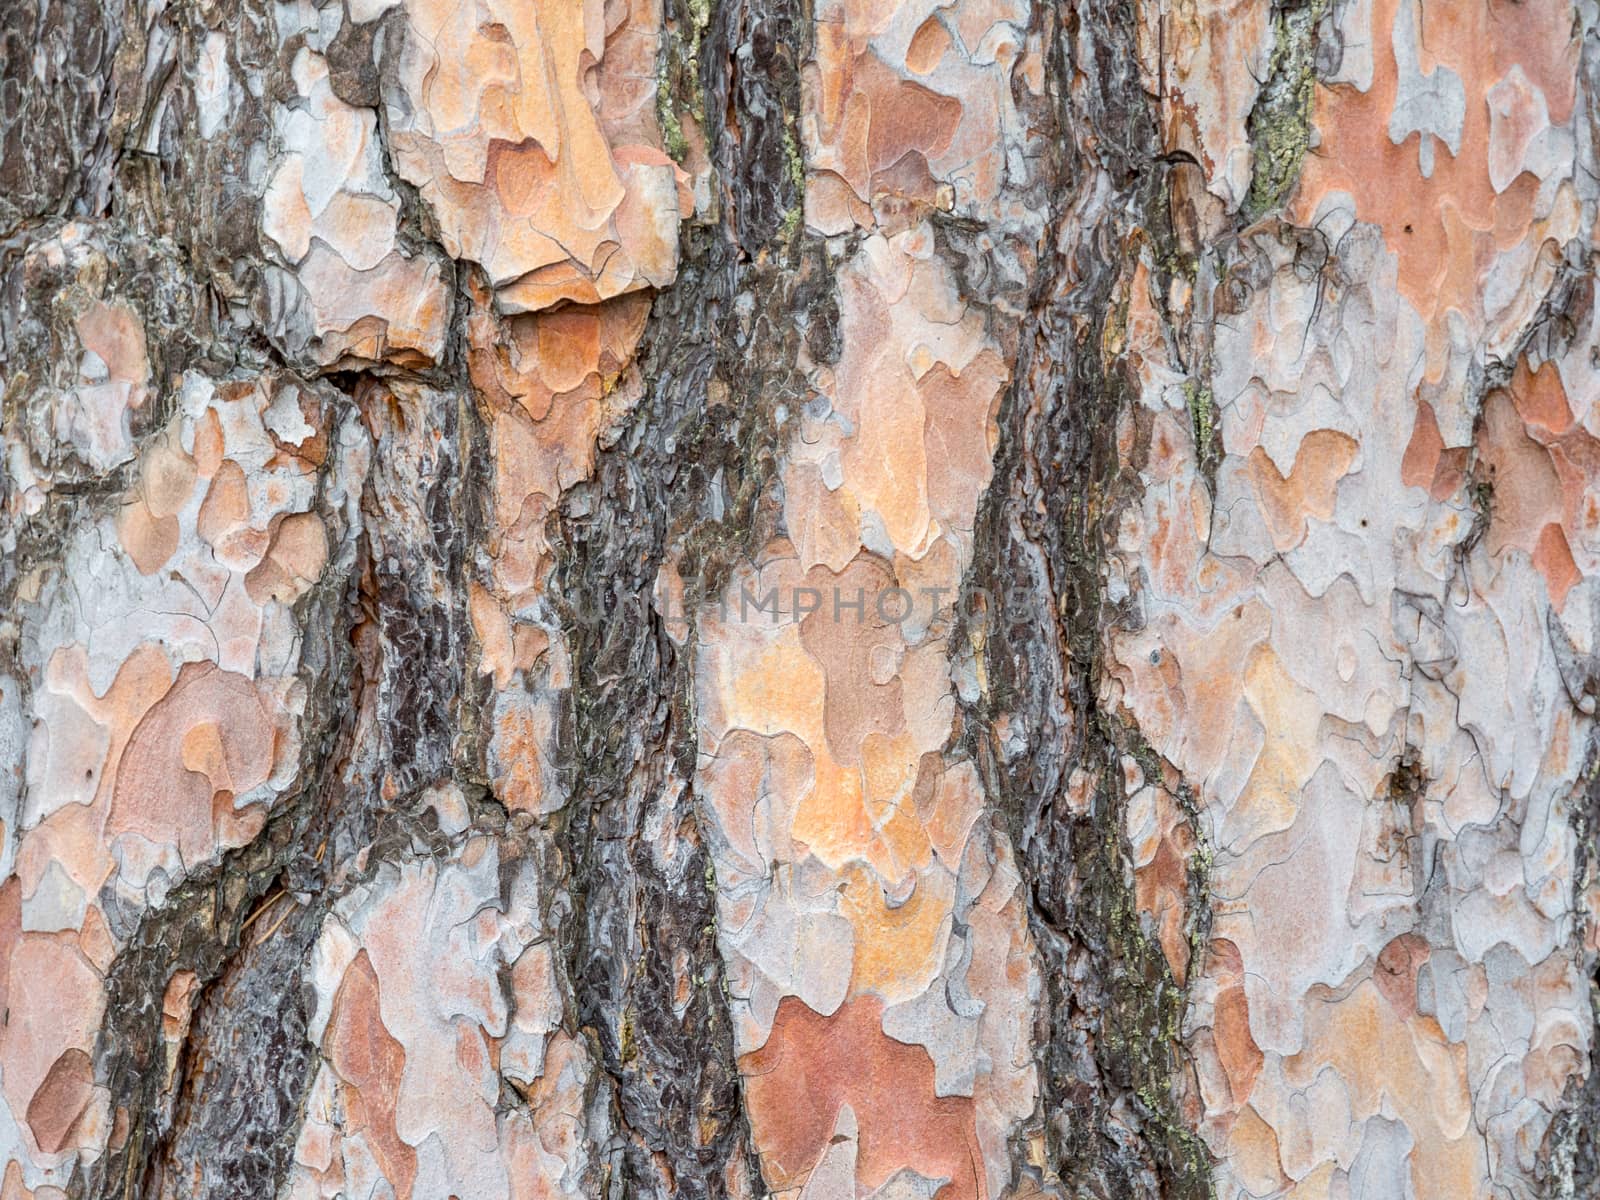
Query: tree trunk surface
xmin=2 ymin=0 xmax=1599 ymax=1195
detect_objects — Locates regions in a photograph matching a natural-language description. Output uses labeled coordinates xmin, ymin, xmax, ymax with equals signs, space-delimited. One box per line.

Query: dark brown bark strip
xmin=961 ymin=1 xmax=1214 ymax=1194
xmin=548 ymin=0 xmax=830 ymax=1193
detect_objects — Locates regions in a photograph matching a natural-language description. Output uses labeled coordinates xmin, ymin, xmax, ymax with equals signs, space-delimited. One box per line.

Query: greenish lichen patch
xmin=1184 ymin=378 xmax=1221 ymax=498
xmin=1073 ymin=711 xmax=1217 ymax=1200
xmin=655 ymin=0 xmax=714 ymax=166
xmin=778 ymin=121 xmax=805 ymax=240
xmin=1243 ymin=0 xmax=1329 ymax=220
xmin=657 ymin=74 xmax=690 ymax=163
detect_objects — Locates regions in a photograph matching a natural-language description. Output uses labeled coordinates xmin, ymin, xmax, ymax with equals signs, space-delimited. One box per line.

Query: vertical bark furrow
xmin=551 ymin=1 xmax=824 ymax=1191
xmin=963 ymin=3 xmax=1213 ymax=1194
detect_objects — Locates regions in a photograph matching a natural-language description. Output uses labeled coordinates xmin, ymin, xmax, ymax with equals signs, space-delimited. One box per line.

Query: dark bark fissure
xmin=134 ymin=355 xmax=512 ymax=1198
xmin=78 ymin=332 xmax=485 ymax=1199
xmin=960 ymin=1 xmax=1215 ymax=1196
xmin=135 ymin=834 xmax=325 ymax=1200
xmin=0 ymin=0 xmax=122 ymax=236
xmin=548 ymin=0 xmax=831 ymax=1195
xmin=81 ymin=553 xmax=359 ymax=1200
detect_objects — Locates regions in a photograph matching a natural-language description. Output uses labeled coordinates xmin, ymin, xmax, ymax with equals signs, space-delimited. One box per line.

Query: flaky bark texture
xmin=3 ymin=0 xmax=1600 ymax=1195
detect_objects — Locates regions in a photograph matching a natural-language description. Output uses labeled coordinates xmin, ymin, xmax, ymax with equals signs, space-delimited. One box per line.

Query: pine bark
xmin=3 ymin=0 xmax=1599 ymax=1196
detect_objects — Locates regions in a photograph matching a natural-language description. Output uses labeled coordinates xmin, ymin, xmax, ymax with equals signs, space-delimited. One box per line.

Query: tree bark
xmin=2 ymin=0 xmax=1599 ymax=1196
